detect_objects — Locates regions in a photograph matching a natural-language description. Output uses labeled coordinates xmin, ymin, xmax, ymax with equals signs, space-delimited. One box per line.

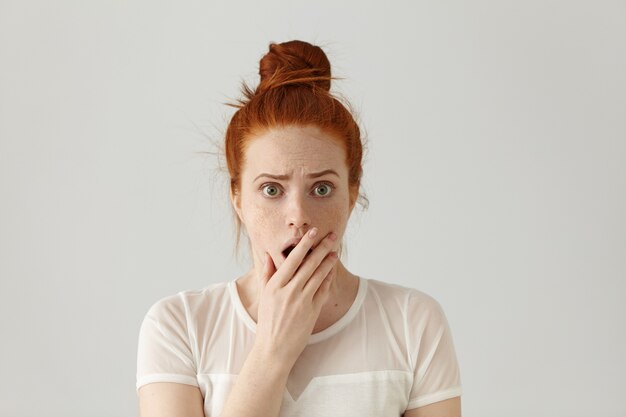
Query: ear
xmin=230 ymin=189 xmax=243 ymax=222
xmin=348 ymin=188 xmax=357 ymax=214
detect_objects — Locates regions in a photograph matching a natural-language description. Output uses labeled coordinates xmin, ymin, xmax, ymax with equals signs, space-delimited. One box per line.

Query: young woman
xmin=136 ymin=40 xmax=462 ymax=417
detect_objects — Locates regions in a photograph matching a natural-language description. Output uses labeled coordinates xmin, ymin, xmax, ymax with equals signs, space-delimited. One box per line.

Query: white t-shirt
xmin=136 ymin=276 xmax=462 ymax=416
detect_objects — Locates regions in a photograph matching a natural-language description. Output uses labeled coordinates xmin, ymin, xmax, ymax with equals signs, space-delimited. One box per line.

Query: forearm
xmin=219 ymin=344 xmax=292 ymax=417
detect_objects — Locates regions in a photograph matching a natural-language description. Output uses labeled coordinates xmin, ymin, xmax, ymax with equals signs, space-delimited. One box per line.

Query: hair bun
xmin=258 ymin=40 xmax=332 ymax=92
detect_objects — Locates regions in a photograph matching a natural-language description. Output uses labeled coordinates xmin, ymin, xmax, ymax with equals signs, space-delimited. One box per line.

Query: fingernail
xmin=309 ymin=228 xmax=318 ymax=238
xmin=329 ymin=232 xmax=337 ymax=241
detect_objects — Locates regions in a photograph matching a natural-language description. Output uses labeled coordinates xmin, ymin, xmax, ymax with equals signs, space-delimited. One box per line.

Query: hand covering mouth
xmin=282 ymin=245 xmax=313 ymax=259
xmin=281 ymin=239 xmax=314 ymax=259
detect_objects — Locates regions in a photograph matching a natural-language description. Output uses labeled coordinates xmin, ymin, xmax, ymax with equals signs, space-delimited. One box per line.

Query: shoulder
xmin=365 ymin=278 xmax=443 ymax=311
xmin=363 ymin=277 xmax=450 ymax=332
xmin=143 ymin=281 xmax=231 ymax=322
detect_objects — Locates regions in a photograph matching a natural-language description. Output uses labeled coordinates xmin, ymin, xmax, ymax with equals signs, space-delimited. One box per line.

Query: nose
xmin=285 ymin=193 xmax=311 ymax=230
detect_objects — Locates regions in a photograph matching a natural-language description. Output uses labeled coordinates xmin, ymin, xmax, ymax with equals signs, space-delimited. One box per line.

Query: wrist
xmin=249 ymin=342 xmax=294 ymax=378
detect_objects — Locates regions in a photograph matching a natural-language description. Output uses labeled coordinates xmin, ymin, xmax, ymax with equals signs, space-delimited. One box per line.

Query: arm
xmin=403 ymin=396 xmax=461 ymax=417
xmin=217 ymin=343 xmax=291 ymax=417
xmin=138 ymin=383 xmax=204 ymax=417
xmin=218 ymin=230 xmax=338 ymax=417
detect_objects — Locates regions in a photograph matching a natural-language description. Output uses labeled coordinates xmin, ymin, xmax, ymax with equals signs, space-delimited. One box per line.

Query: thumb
xmin=262 ymin=252 xmax=276 ymax=286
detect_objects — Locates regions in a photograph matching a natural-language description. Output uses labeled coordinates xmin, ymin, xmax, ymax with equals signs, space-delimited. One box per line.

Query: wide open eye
xmin=313 ymin=182 xmax=334 ymax=197
xmin=261 ymin=184 xmax=281 ymax=198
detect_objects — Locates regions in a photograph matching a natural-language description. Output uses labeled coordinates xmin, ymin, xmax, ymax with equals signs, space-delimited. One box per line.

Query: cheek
xmin=242 ymin=204 xmax=280 ymax=242
xmin=316 ymin=204 xmax=350 ymax=232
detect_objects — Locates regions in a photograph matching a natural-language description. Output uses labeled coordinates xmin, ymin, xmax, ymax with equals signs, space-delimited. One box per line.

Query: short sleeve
xmin=405 ymin=293 xmax=462 ymax=410
xmin=136 ymin=295 xmax=199 ymax=391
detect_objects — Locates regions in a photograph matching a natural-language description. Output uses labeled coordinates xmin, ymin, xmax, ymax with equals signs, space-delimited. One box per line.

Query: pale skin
xmin=138 ymin=125 xmax=461 ymax=417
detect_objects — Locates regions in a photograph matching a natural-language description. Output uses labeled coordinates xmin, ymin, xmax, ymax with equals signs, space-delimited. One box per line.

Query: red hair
xmin=224 ymin=40 xmax=368 ymax=252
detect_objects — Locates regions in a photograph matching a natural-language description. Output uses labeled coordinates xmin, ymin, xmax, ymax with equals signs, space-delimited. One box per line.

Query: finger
xmin=302 ymin=250 xmax=338 ymax=298
xmin=273 ymin=227 xmax=320 ymax=287
xmin=311 ymin=266 xmax=336 ymax=308
xmin=262 ymin=252 xmax=276 ymax=286
xmin=290 ymin=231 xmax=338 ymax=290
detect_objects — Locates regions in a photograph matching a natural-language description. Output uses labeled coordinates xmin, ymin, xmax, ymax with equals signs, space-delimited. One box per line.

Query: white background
xmin=1 ymin=1 xmax=624 ymax=416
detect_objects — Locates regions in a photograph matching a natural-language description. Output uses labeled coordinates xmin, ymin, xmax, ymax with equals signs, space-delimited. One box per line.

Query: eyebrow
xmin=254 ymin=169 xmax=340 ymax=182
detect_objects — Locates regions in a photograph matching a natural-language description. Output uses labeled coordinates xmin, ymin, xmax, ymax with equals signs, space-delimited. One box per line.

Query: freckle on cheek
xmin=248 ymin=206 xmax=279 ymax=245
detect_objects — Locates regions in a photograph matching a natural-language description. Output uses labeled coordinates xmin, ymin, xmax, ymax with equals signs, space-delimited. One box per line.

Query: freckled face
xmin=231 ymin=125 xmax=355 ymax=270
